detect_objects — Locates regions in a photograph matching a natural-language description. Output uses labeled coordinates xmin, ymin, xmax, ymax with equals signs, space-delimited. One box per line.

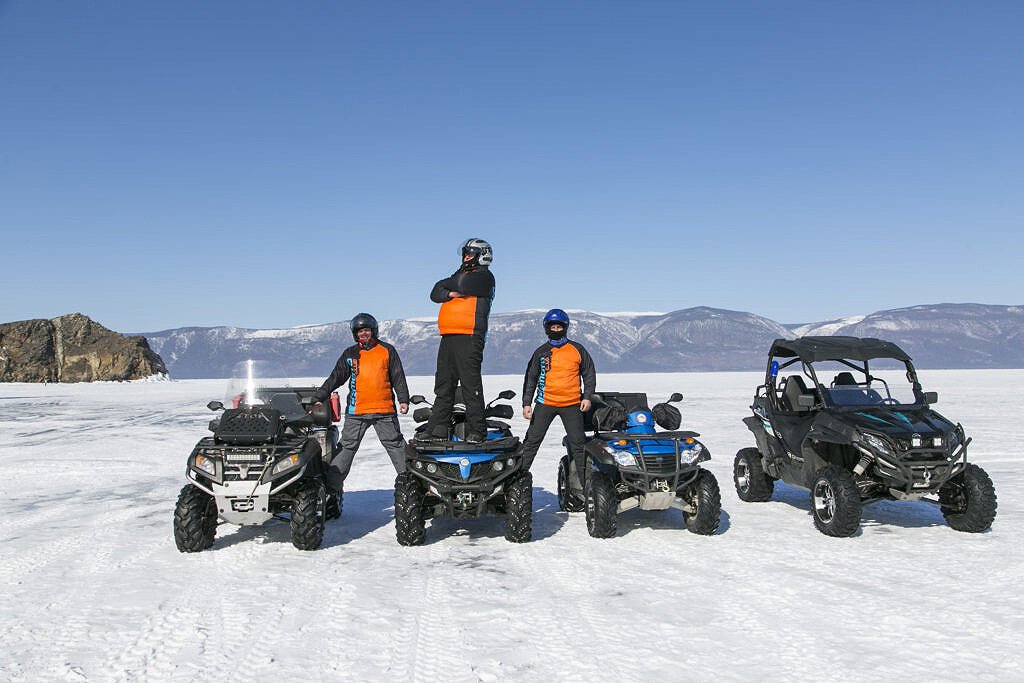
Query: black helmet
xmin=350 ymin=312 xmax=379 ymax=342
xmin=460 ymin=238 xmax=493 ymax=266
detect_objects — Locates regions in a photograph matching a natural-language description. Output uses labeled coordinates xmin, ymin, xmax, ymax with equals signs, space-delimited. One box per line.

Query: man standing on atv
xmin=420 ymin=238 xmax=496 ymax=442
xmin=520 ymin=309 xmax=596 ymax=483
xmin=312 ymin=313 xmax=410 ymax=493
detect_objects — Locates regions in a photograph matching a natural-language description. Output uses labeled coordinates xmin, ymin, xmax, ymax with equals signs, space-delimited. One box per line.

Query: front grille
xmin=436 ymin=462 xmax=496 ymax=481
xmin=224 ymin=464 xmax=268 ymax=481
xmin=640 ymin=453 xmax=678 ymax=474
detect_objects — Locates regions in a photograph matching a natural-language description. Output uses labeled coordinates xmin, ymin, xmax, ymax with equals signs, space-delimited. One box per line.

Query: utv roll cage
xmin=759 ymin=336 xmax=934 ymax=413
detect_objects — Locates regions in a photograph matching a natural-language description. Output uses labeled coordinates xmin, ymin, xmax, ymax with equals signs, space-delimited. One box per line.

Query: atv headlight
xmin=860 ymin=432 xmax=895 ymax=457
xmin=613 ymin=450 xmax=638 ymax=468
xmin=271 ymin=453 xmax=300 ymax=475
xmin=194 ymin=454 xmax=217 ymax=477
xmin=492 ymin=460 xmax=505 ymax=472
xmin=680 ymin=442 xmax=704 ymax=465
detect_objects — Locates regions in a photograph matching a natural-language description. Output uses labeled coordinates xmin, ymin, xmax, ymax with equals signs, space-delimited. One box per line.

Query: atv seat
xmin=782 ymin=375 xmax=815 ymax=412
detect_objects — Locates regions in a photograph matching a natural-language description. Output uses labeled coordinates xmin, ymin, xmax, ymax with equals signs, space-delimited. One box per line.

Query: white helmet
xmin=459 ymin=238 xmax=493 ymax=266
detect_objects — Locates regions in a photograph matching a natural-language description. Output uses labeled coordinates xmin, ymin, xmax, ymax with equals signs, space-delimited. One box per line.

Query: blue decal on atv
xmin=434 ymin=453 xmax=496 ymax=479
xmin=603 ymin=438 xmax=678 ymax=455
xmin=770 ymin=360 xmax=779 ymax=377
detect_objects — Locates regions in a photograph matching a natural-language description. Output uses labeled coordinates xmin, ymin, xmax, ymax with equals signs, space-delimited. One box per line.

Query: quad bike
xmin=173 ymin=360 xmax=341 ymax=552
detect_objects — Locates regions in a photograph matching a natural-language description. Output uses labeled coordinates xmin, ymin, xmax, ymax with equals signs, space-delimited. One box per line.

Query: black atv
xmin=561 ymin=392 xmax=721 ymax=538
xmin=173 ymin=360 xmax=341 ymax=552
xmin=394 ymin=389 xmax=529 ymax=545
xmin=735 ymin=336 xmax=997 ymax=537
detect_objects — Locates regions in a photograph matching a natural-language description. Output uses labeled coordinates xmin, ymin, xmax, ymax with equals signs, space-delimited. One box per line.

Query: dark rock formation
xmin=0 ymin=313 xmax=168 ymax=382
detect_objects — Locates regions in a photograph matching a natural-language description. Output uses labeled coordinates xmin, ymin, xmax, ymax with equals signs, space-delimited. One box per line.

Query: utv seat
xmin=832 ymin=371 xmax=858 ymax=387
xmin=782 ymin=375 xmax=814 ymax=412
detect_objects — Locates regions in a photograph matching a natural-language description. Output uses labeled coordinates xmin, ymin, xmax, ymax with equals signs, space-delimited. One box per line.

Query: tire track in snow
xmin=0 ymin=506 xmax=140 ymax=586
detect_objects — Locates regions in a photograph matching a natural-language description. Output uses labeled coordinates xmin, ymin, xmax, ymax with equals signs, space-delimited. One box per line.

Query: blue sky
xmin=2 ymin=1 xmax=1021 ymax=332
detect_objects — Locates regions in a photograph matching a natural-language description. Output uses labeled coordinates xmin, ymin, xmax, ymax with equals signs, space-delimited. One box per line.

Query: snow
xmin=792 ymin=315 xmax=867 ymax=336
xmin=1 ymin=370 xmax=1021 ymax=680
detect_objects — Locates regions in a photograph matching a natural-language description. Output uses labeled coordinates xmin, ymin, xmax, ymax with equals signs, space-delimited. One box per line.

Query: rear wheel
xmin=395 ymin=472 xmax=426 ymax=546
xmin=810 ymin=466 xmax=861 ymax=537
xmin=173 ymin=485 xmax=217 ymax=553
xmin=557 ymin=455 xmax=584 ymax=512
xmin=290 ymin=478 xmax=326 ymax=550
xmin=504 ymin=472 xmax=533 ymax=543
xmin=939 ymin=463 xmax=997 ymax=532
xmin=585 ymin=471 xmax=617 ymax=538
xmin=733 ymin=447 xmax=774 ymax=502
xmin=683 ymin=470 xmax=721 ymax=535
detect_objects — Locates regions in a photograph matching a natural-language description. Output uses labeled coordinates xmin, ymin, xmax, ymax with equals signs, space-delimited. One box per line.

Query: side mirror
xmin=923 ymin=391 xmax=938 ymax=405
xmin=797 ymin=395 xmax=816 ymax=408
xmin=207 ymin=400 xmax=224 ymax=412
xmin=669 ymin=392 xmax=683 ymax=403
xmin=409 ymin=395 xmax=427 ymax=405
xmin=498 ymin=389 xmax=516 ymax=400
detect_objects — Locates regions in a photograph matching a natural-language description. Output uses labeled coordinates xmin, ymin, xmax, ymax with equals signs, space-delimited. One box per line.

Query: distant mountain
xmin=789 ymin=303 xmax=1024 ymax=369
xmin=138 ymin=303 xmax=1024 ymax=379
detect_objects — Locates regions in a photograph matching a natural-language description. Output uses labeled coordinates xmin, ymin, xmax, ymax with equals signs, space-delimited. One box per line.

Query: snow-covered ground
xmin=1 ymin=370 xmax=1020 ymax=681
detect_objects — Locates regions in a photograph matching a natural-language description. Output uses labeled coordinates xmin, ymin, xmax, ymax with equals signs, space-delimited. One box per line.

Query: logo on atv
xmin=636 ymin=413 xmax=647 ymax=423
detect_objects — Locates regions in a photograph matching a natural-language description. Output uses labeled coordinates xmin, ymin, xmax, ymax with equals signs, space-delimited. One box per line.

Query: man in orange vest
xmin=520 ymin=309 xmax=596 ymax=481
xmin=421 ymin=238 xmax=496 ymax=442
xmin=313 ymin=313 xmax=410 ymax=492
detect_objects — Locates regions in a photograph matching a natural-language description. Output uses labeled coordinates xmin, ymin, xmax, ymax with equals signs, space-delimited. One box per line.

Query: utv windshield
xmin=810 ymin=360 xmax=919 ymax=407
xmin=225 ymin=359 xmax=293 ymax=408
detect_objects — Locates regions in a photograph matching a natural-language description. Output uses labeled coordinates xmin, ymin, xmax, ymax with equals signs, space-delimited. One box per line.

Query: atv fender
xmin=584 ymin=440 xmax=616 ymax=468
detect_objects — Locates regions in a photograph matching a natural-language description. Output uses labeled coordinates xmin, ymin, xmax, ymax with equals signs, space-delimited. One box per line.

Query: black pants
xmin=520 ymin=403 xmax=587 ymax=478
xmin=426 ymin=334 xmax=486 ymax=437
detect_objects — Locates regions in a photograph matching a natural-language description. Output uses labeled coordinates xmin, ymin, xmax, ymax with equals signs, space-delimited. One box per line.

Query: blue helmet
xmin=543 ymin=308 xmax=570 ymax=331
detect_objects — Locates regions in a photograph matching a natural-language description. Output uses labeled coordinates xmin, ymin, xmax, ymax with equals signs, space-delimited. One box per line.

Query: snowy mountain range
xmin=140 ymin=303 xmax=1024 ymax=379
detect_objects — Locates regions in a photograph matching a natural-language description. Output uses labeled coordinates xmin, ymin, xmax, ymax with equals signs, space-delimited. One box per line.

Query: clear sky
xmin=2 ymin=1 xmax=1021 ymax=332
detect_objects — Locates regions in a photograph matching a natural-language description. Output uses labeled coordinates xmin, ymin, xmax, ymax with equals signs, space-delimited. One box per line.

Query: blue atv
xmin=395 ymin=389 xmax=529 ymax=545
xmin=561 ymin=391 xmax=721 ymax=538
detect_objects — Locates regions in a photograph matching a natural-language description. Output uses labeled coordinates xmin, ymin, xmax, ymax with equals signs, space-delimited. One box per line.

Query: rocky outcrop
xmin=0 ymin=313 xmax=168 ymax=382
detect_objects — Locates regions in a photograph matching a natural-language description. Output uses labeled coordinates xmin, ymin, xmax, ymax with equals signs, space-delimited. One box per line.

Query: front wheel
xmin=939 ymin=463 xmax=997 ymax=532
xmin=682 ymin=470 xmax=721 ymax=535
xmin=173 ymin=485 xmax=217 ymax=553
xmin=504 ymin=472 xmax=533 ymax=543
xmin=557 ymin=455 xmax=584 ymax=512
xmin=585 ymin=471 xmax=617 ymax=538
xmin=733 ymin=447 xmax=774 ymax=502
xmin=395 ymin=472 xmax=426 ymax=546
xmin=810 ymin=466 xmax=862 ymax=537
xmin=290 ymin=478 xmax=327 ymax=550
xmin=326 ymin=484 xmax=343 ymax=521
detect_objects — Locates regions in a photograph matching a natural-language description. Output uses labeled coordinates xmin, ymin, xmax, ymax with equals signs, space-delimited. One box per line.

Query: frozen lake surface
xmin=1 ymin=370 xmax=1021 ymax=681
